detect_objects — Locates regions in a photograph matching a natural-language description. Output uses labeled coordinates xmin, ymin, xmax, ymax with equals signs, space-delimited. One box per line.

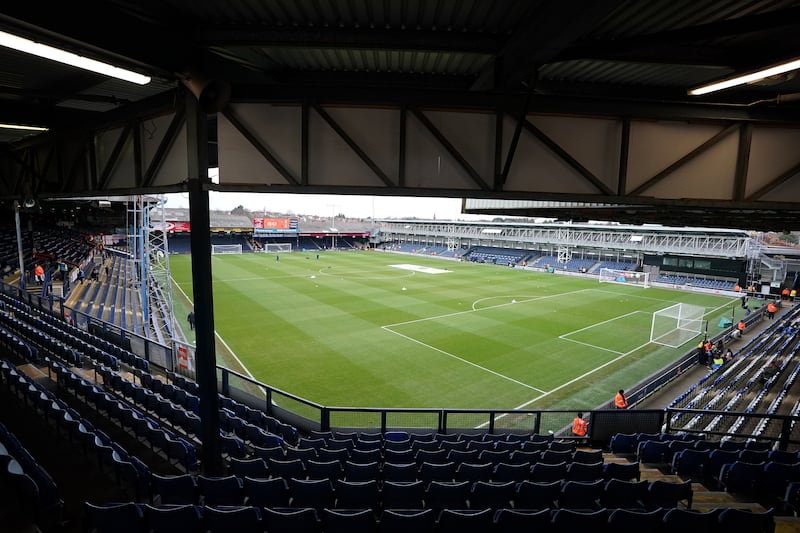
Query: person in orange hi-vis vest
xmin=767 ymin=302 xmax=778 ymax=320
xmin=572 ymin=413 xmax=588 ymax=437
xmin=614 ymin=390 xmax=628 ymax=409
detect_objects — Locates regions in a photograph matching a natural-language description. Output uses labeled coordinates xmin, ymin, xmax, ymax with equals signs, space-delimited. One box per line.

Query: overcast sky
xmin=164 ymin=191 xmax=478 ymax=220
xmin=163 ymin=168 xmax=490 ymax=220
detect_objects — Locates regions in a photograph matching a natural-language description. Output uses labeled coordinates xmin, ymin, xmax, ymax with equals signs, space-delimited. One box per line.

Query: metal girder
xmin=222 ymin=108 xmax=300 ymax=186
xmin=312 ymin=104 xmax=395 ymax=188
xmin=409 ymin=106 xmax=490 ymax=191
xmin=558 ymin=6 xmax=800 ymax=68
xmin=2 ymin=89 xmax=800 ymax=231
xmin=628 ymin=123 xmax=741 ymax=197
xmin=142 ymin=109 xmax=186 ymax=188
xmin=520 ymin=118 xmax=614 ymax=196
xmin=471 ymin=0 xmax=622 ymax=90
xmin=199 ymin=25 xmax=500 ymax=54
xmin=230 ymin=85 xmax=800 ymax=124
xmin=379 ymin=220 xmax=752 ymax=258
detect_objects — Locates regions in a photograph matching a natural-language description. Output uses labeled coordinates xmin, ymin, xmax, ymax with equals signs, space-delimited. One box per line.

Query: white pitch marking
xmin=381 ymin=326 xmax=547 ymax=394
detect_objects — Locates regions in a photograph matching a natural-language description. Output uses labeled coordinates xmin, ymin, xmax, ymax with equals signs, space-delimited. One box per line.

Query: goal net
xmin=211 ymin=244 xmax=242 ymax=255
xmin=262 ymin=243 xmax=292 ymax=253
xmin=598 ymin=268 xmax=650 ymax=288
xmin=650 ymin=303 xmax=705 ymax=348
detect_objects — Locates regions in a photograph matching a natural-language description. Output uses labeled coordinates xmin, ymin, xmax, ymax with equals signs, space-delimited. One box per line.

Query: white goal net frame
xmin=211 ymin=244 xmax=243 ymax=254
xmin=598 ymin=268 xmax=650 ymax=288
xmin=650 ymin=302 xmax=706 ymax=348
xmin=262 ymin=243 xmax=292 ymax=253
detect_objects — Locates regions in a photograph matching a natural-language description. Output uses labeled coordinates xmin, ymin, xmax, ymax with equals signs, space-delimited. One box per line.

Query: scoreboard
xmin=253 ymin=217 xmax=298 ymax=236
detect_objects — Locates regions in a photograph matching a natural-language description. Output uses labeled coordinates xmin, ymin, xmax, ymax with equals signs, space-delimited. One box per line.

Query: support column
xmin=185 ymin=93 xmax=223 ymax=476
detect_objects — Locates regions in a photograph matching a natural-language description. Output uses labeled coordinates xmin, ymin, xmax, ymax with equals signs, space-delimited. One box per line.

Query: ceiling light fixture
xmin=0 ymin=123 xmax=48 ymax=131
xmin=688 ymin=58 xmax=800 ymax=96
xmin=0 ymin=29 xmax=151 ymax=85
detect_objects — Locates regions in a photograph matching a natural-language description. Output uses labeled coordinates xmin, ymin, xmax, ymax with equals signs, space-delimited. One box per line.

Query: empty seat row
xmin=86 ymin=503 xmax=772 ymax=533
xmin=299 ymin=432 xmax=577 ymax=454
xmin=253 ymin=444 xmax=600 ymax=468
xmin=148 ymin=472 xmax=685 ymax=511
xmin=48 ymin=359 xmax=197 ymax=473
xmin=227 ymin=455 xmax=628 ymax=485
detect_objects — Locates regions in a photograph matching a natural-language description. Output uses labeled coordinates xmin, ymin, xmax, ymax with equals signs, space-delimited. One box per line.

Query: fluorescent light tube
xmin=0 ymin=123 xmax=48 ymax=131
xmin=689 ymin=58 xmax=800 ymax=96
xmin=0 ymin=29 xmax=151 ymax=85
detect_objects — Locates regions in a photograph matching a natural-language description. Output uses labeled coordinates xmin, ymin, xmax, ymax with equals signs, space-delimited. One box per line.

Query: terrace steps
xmin=602 ymin=451 xmax=800 ymax=533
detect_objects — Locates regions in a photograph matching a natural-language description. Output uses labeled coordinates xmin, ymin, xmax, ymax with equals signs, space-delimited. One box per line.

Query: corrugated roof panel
xmin=540 ymin=60 xmax=734 ymax=87
xmin=590 ymin=0 xmax=797 ymax=38
xmin=164 ymin=0 xmax=535 ymax=34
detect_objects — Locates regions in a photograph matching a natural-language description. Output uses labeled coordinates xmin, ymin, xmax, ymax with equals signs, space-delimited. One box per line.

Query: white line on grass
xmin=558 ymin=310 xmax=645 ymax=338
xmin=384 ymin=288 xmax=590 ymax=329
xmin=476 ymin=338 xmax=652 ymax=428
xmin=558 ymin=337 xmax=624 ymax=355
xmin=477 ymin=296 xmax=740 ymax=428
xmin=171 ymin=277 xmax=257 ymax=382
xmin=381 ymin=326 xmax=547 ymax=394
xmin=591 ymin=288 xmax=676 ymax=302
xmin=317 ymin=267 xmax=415 ymax=280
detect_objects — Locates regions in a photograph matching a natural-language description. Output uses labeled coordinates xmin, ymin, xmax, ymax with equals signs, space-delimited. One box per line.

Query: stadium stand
xmin=0 ymin=291 xmax=795 ymax=532
xmin=0 ymin=213 xmax=794 ymax=533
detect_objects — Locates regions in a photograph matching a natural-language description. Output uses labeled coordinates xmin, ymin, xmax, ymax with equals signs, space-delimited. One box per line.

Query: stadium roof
xmin=380 ymin=218 xmax=753 ymax=237
xmin=1 ymin=2 xmax=800 ymax=229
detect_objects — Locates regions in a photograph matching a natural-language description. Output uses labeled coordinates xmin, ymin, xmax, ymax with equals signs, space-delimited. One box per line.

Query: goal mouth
xmin=598 ymin=268 xmax=649 ymax=288
xmin=262 ymin=243 xmax=292 ymax=253
xmin=211 ymin=244 xmax=243 ymax=255
xmin=650 ymin=302 xmax=706 ymax=348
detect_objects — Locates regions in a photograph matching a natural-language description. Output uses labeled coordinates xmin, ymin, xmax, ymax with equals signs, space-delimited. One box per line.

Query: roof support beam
xmin=222 ymin=108 xmax=300 ymax=186
xmin=522 ymin=119 xmax=613 ymax=195
xmin=409 ymin=107 xmax=490 ymax=191
xmin=733 ymin=124 xmax=752 ymax=201
xmin=312 ymin=104 xmax=395 ymax=188
xmin=143 ymin=109 xmax=186 ymax=188
xmin=628 ymin=123 xmax=741 ymax=197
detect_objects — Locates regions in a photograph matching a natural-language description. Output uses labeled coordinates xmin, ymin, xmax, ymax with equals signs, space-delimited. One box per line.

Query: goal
xmin=650 ymin=303 xmax=705 ymax=348
xmin=211 ymin=244 xmax=243 ymax=254
xmin=598 ymin=268 xmax=650 ymax=288
xmin=262 ymin=243 xmax=292 ymax=253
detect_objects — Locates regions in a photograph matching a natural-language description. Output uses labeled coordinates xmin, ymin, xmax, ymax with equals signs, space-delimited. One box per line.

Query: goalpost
xmin=598 ymin=268 xmax=650 ymax=288
xmin=650 ymin=302 xmax=706 ymax=348
xmin=211 ymin=244 xmax=243 ymax=254
xmin=261 ymin=243 xmax=292 ymax=253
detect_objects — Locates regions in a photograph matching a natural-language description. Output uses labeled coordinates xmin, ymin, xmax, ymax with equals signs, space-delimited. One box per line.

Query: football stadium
xmin=2 ymin=3 xmax=800 ymax=533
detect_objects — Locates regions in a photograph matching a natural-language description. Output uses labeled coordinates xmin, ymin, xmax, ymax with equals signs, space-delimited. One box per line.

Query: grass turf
xmin=169 ymin=250 xmax=745 ymax=411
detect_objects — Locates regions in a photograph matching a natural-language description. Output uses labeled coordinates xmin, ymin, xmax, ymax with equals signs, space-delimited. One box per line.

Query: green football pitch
xmin=169 ymin=251 xmax=744 ymax=411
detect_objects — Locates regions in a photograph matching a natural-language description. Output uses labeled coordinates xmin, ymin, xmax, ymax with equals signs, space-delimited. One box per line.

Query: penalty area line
xmin=381 ymin=326 xmax=546 ymax=394
xmin=476 ymin=339 xmax=651 ymax=428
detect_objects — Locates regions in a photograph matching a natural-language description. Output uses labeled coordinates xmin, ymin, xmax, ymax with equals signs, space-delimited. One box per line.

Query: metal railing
xmin=6 ymin=278 xmax=796 ymax=449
